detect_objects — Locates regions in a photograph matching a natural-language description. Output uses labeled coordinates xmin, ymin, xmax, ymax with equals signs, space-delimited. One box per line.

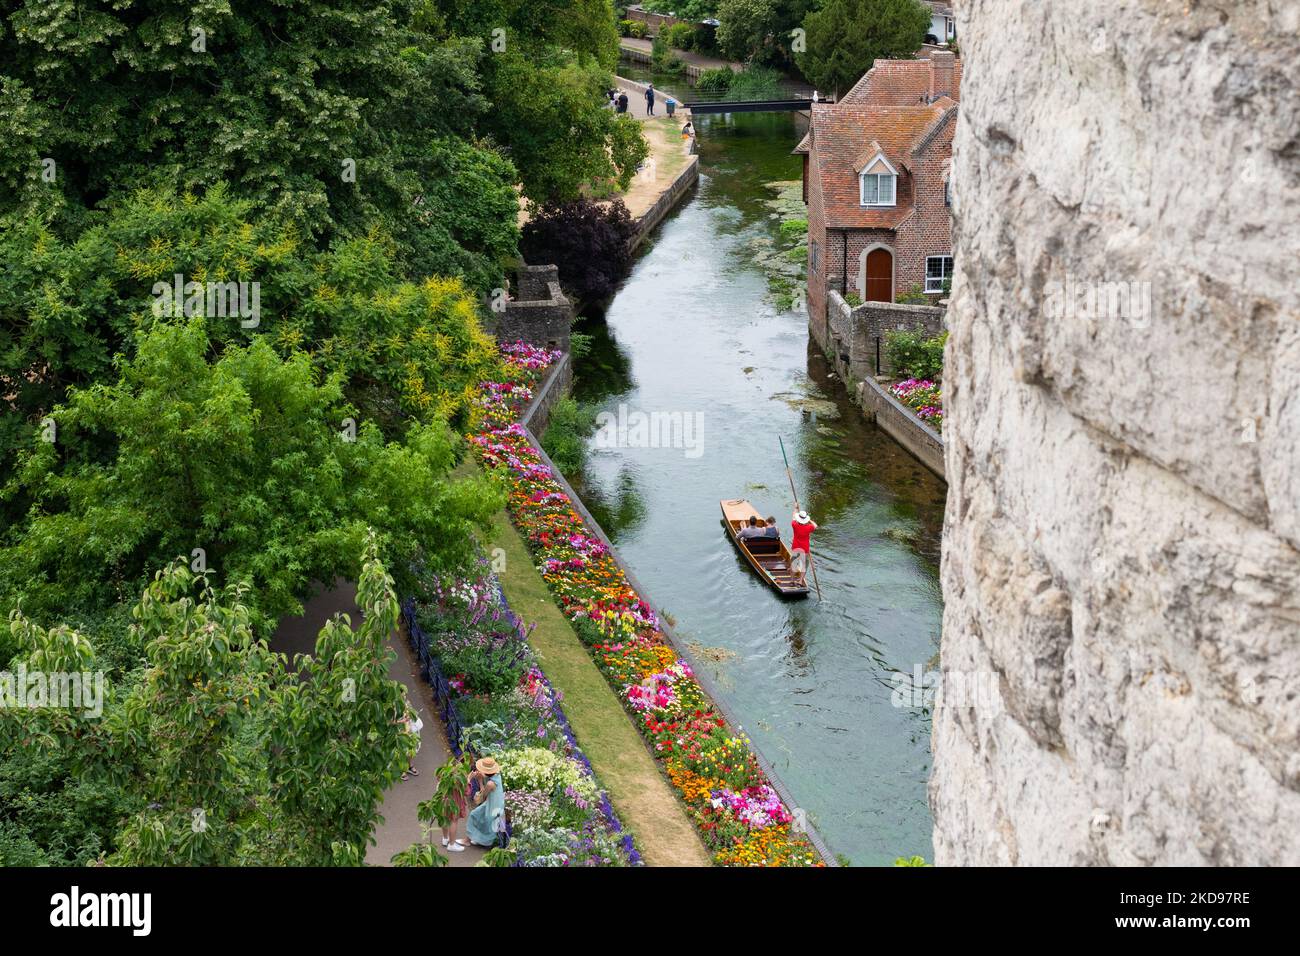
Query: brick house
xmin=796 ymin=52 xmax=960 ymax=330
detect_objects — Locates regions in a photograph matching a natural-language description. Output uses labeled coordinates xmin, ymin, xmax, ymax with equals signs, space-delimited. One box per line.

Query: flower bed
xmin=469 ymin=342 xmax=824 ymax=866
xmin=406 ymin=564 xmax=640 ymax=867
xmin=888 ymin=378 xmax=944 ymax=431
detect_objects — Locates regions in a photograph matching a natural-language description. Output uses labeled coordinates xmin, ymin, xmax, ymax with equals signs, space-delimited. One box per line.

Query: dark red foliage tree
xmin=520 ymin=200 xmax=637 ymax=305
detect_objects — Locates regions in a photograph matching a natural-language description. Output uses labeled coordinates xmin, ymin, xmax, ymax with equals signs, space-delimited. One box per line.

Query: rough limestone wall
xmin=933 ymin=0 xmax=1300 ymax=865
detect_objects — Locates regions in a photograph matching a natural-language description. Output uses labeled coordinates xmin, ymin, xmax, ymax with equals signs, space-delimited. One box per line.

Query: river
xmin=566 ymin=80 xmax=947 ymax=866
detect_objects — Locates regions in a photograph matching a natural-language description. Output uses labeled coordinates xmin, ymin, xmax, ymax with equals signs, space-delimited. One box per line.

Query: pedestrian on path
xmin=399 ymin=706 xmax=423 ymax=780
xmin=645 ymin=83 xmax=656 ymax=115
xmin=466 ymin=756 xmax=506 ymax=847
xmin=617 ymin=91 xmax=629 ymax=114
xmin=436 ymin=754 xmax=473 ymax=853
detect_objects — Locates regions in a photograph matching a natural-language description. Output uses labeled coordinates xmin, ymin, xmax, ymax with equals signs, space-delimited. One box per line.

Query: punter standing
xmin=790 ymin=509 xmax=818 ymax=587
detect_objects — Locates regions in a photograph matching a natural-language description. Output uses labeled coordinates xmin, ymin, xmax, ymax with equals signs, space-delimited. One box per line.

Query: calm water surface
xmin=568 ymin=101 xmax=946 ymax=865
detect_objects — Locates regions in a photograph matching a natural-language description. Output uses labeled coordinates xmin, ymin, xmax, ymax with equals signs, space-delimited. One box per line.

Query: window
xmin=810 ymin=239 xmax=821 ymax=274
xmin=860 ymin=172 xmax=896 ymax=207
xmin=944 ymin=178 xmax=951 ymax=207
xmin=925 ymin=256 xmax=953 ymax=293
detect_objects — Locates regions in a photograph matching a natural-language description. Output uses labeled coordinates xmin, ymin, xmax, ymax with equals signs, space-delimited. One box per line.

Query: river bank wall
xmin=811 ymin=288 xmax=947 ymax=480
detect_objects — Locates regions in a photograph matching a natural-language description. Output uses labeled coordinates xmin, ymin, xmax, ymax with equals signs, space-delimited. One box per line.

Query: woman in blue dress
xmin=465 ymin=756 xmax=505 ymax=847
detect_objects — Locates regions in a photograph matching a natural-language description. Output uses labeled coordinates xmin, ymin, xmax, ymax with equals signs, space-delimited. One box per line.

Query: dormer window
xmin=859 ymin=154 xmax=897 ymax=207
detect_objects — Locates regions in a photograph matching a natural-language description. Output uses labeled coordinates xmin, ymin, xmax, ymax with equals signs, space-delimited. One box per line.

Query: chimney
xmin=928 ymin=50 xmax=956 ymax=101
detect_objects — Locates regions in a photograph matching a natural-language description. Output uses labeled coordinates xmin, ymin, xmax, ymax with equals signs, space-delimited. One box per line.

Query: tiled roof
xmin=840 ymin=55 xmax=962 ymax=107
xmin=808 ymin=101 xmax=951 ymax=229
xmin=792 ymin=131 xmax=811 ymax=155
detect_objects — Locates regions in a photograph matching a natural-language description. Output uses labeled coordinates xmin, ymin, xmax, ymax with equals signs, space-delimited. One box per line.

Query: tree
xmin=483 ymin=51 xmax=648 ymax=202
xmin=0 ymin=318 xmax=501 ymax=625
xmin=520 ymin=200 xmax=638 ymax=306
xmin=716 ymin=0 xmax=816 ymax=70
xmin=797 ymin=0 xmax=932 ymax=94
xmin=265 ymin=535 xmax=414 ymax=864
xmin=0 ymin=0 xmax=493 ymax=257
xmin=0 ymin=184 xmax=507 ymax=528
xmin=4 ymin=537 xmax=421 ymax=865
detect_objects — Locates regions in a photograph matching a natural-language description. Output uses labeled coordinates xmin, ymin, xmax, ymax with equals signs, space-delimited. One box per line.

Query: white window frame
xmin=925 ymin=255 xmax=953 ymax=294
xmin=859 ymin=155 xmax=898 ymax=207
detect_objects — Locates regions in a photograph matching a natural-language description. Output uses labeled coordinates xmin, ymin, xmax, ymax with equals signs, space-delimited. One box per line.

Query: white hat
xmin=795 ymin=510 xmax=812 ymax=524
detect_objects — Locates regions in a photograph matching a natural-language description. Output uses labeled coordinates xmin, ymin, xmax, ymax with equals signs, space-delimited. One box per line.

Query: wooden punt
xmin=720 ymin=499 xmax=810 ymax=598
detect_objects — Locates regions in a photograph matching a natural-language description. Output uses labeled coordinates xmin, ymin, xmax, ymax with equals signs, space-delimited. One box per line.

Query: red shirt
xmin=791 ymin=520 xmax=816 ymax=553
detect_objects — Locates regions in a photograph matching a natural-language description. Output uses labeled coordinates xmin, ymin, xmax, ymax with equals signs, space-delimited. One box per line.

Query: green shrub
xmin=895 ymin=283 xmax=930 ymax=304
xmin=843 ymin=291 xmax=863 ymax=307
xmin=724 ymin=66 xmax=783 ymax=102
xmin=884 ymin=328 xmax=947 ymax=381
xmin=572 ymin=616 xmax=608 ymax=648
xmin=662 ymin=22 xmax=696 ymax=50
xmin=651 ymin=34 xmax=684 ymax=72
xmin=442 ymin=641 xmax=529 ymax=697
xmin=541 ymin=397 xmax=598 ymax=475
xmin=695 ymin=67 xmax=734 ymax=95
xmin=621 ymin=19 xmax=648 ymax=38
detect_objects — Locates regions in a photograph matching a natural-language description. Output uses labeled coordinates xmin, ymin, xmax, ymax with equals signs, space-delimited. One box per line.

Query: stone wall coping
xmin=861 ymin=375 xmax=945 ymax=446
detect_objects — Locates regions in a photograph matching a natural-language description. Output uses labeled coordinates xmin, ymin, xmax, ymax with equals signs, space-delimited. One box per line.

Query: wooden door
xmin=864 ymin=248 xmax=893 ymax=302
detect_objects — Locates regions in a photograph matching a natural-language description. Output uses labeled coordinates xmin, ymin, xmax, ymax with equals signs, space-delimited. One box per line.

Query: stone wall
xmin=858 ymin=377 xmax=946 ymax=479
xmin=629 ymin=154 xmax=700 ymax=252
xmin=810 ymin=290 xmax=947 ymax=476
xmin=933 ymin=0 xmax=1300 ymax=865
xmin=623 ymin=7 xmax=684 ymax=35
xmin=813 ymin=288 xmax=945 ymax=381
xmin=490 ymin=263 xmax=573 ymax=351
xmin=519 ymin=351 xmax=573 ymax=437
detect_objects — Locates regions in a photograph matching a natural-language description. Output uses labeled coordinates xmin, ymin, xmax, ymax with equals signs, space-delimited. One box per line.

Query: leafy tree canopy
xmin=0 ymin=316 xmax=502 ymax=626
xmin=715 ymin=0 xmax=815 ymax=72
xmin=1 ymin=536 xmax=419 ymax=865
xmin=797 ymin=0 xmax=932 ymax=94
xmin=483 ymin=50 xmax=648 ymax=202
xmin=0 ymin=183 xmax=506 ymax=512
xmin=520 ymin=199 xmax=637 ymax=305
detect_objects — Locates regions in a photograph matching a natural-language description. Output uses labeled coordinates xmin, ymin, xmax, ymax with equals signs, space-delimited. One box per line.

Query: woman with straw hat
xmin=465 ymin=756 xmax=506 ymax=848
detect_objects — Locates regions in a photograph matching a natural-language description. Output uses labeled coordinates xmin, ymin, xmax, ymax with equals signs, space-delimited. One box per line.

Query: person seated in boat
xmin=738 ymin=515 xmax=766 ymax=540
xmin=790 ymin=510 xmax=818 ymax=586
xmin=762 ymin=516 xmax=781 ymax=538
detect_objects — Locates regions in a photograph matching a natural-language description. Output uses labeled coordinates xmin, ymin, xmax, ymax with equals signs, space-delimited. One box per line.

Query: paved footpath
xmin=273 ymin=580 xmax=484 ymax=867
xmin=619 ymin=37 xmax=742 ymax=74
xmin=615 ymin=76 xmax=688 ymax=120
xmin=272 ymin=551 xmax=710 ymax=866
